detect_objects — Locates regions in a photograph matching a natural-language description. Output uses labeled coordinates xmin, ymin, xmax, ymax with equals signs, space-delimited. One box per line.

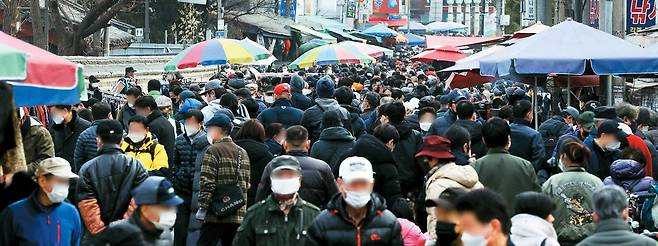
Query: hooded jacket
xmin=235 ymin=138 xmax=274 ymax=206
xmin=305 ymin=193 xmax=404 ymax=246
xmin=302 ymin=98 xmax=351 ymax=143
xmin=398 ymin=218 xmax=427 ymax=246
xmin=425 ymin=163 xmax=483 ymax=242
xmin=290 ymin=75 xmax=313 ymax=111
xmin=391 ymin=122 xmax=424 ymax=196
xmin=340 ymin=104 xmax=367 ymax=138
xmin=257 ymin=98 xmax=304 ymax=128
xmin=510 ymin=214 xmax=560 ymax=246
xmin=603 ymin=159 xmax=655 ymax=196
xmin=121 ymin=132 xmax=169 ymax=173
xmin=146 ymin=110 xmax=176 ymax=167
xmin=310 ymin=127 xmax=355 ymax=170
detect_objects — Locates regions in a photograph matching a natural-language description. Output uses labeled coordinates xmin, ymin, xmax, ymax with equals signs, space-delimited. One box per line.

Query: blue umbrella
xmin=398 ymin=33 xmax=425 ymax=46
xmin=480 ymin=20 xmax=658 ymax=77
xmin=398 ymin=21 xmax=428 ymax=33
xmin=362 ymin=24 xmax=399 ymax=38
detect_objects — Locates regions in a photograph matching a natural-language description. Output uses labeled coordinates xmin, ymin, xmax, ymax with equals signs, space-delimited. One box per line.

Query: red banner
xmin=373 ymin=0 xmax=400 ymax=14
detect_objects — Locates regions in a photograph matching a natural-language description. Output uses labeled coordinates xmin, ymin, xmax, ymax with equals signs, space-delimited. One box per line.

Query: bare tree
xmin=51 ymin=0 xmax=140 ymax=55
xmin=2 ymin=0 xmax=26 ymax=35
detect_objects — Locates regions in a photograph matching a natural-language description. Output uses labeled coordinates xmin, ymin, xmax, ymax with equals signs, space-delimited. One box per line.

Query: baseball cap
xmin=561 ymin=106 xmax=579 ymax=119
xmin=270 ymin=155 xmax=302 ymax=174
xmin=594 ymin=106 xmax=620 ymax=121
xmin=132 ymin=176 xmax=183 ymax=206
xmin=578 ymin=111 xmax=595 ymax=129
xmin=155 ymin=96 xmax=172 ymax=108
xmin=125 ymin=67 xmax=136 ymax=73
xmin=339 ymin=157 xmax=374 ymax=183
xmin=274 ymin=83 xmax=291 ymax=96
xmin=201 ymin=79 xmax=223 ymax=95
xmin=177 ymin=90 xmax=196 ymax=103
xmin=598 ymin=119 xmax=624 ymax=135
xmin=425 ymin=187 xmax=468 ymax=209
xmin=96 ymin=120 xmax=124 ymax=137
xmin=583 ymin=100 xmax=601 ymax=113
xmin=35 ymin=157 xmax=78 ymax=179
xmin=447 ymin=90 xmax=467 ymax=103
xmin=416 ymin=135 xmax=454 ymax=159
xmin=205 ymin=113 xmax=233 ymax=130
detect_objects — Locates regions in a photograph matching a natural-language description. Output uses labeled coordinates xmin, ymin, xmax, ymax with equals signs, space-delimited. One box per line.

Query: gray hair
xmin=592 ymin=185 xmax=628 ymax=220
xmin=615 ymin=102 xmax=639 ymax=121
xmin=380 ymin=96 xmax=395 ymax=106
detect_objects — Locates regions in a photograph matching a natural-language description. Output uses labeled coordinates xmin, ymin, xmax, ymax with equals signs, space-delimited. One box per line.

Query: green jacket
xmin=21 ymin=117 xmax=54 ymax=174
xmin=542 ymin=167 xmax=604 ymax=243
xmin=471 ymin=148 xmax=540 ymax=213
xmin=233 ymin=194 xmax=320 ymax=246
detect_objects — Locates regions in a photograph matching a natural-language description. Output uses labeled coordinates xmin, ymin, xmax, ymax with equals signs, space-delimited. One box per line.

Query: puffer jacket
xmin=186 ymin=141 xmax=211 ymax=245
xmin=257 ymin=98 xmax=304 ymax=128
xmin=146 ymin=110 xmax=176 ymax=167
xmin=235 ymin=138 xmax=274 ymax=206
xmin=117 ymin=104 xmax=136 ymax=131
xmin=510 ymin=214 xmax=560 ymax=246
xmin=603 ymin=159 xmax=656 ymax=196
xmin=255 ymin=150 xmax=339 ymax=209
xmin=336 ymin=134 xmax=402 ymax=203
xmin=510 ymin=119 xmax=546 ymax=173
xmin=76 ymin=144 xmax=148 ymax=235
xmin=428 ymin=110 xmax=456 ymax=136
xmin=310 ymin=127 xmax=355 ymax=170
xmin=172 ymin=130 xmax=208 ymax=201
xmin=302 ymin=98 xmax=351 ymax=143
xmin=392 ymin=122 xmax=424 ymax=196
xmin=290 ymin=75 xmax=313 ymax=111
xmin=424 ymin=163 xmax=483 ymax=242
xmin=120 ymin=132 xmax=169 ymax=173
xmin=49 ymin=110 xmax=91 ymax=165
xmin=305 ymin=192 xmax=404 ymax=246
xmin=74 ymin=120 xmax=106 ymax=174
xmin=20 ymin=117 xmax=54 ymax=173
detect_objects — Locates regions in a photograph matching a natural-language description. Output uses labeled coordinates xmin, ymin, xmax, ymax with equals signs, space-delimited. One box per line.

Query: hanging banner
xmin=626 ymin=0 xmax=657 ymax=33
xmin=347 ymin=0 xmax=357 ymax=18
xmin=589 ymin=0 xmax=599 ymax=27
xmin=373 ymin=0 xmax=399 ymax=14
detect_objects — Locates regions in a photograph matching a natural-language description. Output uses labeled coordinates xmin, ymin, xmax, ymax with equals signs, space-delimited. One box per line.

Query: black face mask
xmin=630 ymin=120 xmax=639 ymax=134
xmin=435 ymin=221 xmax=459 ymax=245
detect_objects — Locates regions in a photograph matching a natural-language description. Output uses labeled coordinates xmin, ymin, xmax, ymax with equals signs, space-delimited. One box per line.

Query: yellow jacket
xmin=121 ymin=133 xmax=169 ymax=171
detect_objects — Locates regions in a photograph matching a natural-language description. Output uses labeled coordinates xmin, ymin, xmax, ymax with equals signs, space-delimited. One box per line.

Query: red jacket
xmin=627 ymin=134 xmax=653 ymax=177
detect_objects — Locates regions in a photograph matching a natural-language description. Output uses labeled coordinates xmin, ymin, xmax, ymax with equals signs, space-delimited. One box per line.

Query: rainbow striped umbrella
xmin=165 ymin=38 xmax=271 ymax=71
xmin=290 ymin=43 xmax=375 ymax=69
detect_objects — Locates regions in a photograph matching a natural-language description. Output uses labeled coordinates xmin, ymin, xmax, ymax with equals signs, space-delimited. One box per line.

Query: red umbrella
xmin=411 ymin=46 xmax=466 ymax=63
xmin=445 ymin=71 xmax=496 ymax=88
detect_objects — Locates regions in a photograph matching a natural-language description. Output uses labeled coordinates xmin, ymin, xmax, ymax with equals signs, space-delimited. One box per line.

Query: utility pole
xmin=480 ymin=0 xmax=485 ymax=35
xmin=406 ymin=0 xmax=411 ymax=33
xmin=144 ymin=0 xmax=150 ymax=43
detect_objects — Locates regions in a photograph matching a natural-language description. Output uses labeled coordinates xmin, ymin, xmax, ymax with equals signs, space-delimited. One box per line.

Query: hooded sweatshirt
xmin=302 ymin=98 xmax=350 ymax=143
xmin=510 ymin=214 xmax=560 ymax=246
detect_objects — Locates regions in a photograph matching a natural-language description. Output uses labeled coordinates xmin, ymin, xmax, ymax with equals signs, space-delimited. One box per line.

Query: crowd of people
xmin=2 ymin=55 xmax=658 ymax=246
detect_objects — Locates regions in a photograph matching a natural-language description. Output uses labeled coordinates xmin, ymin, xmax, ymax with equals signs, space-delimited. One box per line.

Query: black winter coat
xmin=341 ymin=104 xmax=367 ymax=138
xmin=305 ymin=193 xmax=404 ymax=246
xmin=255 ymin=150 xmax=339 ymax=209
xmin=453 ymin=119 xmax=487 ymax=158
xmin=335 ymin=134 xmax=402 ymax=203
xmin=235 ymin=138 xmax=274 ymax=206
xmin=146 ymin=110 xmax=176 ymax=166
xmin=391 ymin=123 xmax=424 ymax=196
xmin=73 ymin=122 xmax=101 ymax=174
xmin=49 ymin=111 xmax=91 ymax=165
xmin=172 ymin=131 xmax=208 ymax=202
xmin=310 ymin=127 xmax=355 ymax=170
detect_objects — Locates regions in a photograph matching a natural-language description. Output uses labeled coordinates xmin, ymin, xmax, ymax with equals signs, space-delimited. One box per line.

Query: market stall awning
xmin=362 ymin=23 xmax=400 ymax=38
xmin=445 ymin=71 xmax=496 ymax=88
xmin=398 ymin=33 xmax=424 ymax=46
xmin=235 ymin=13 xmax=294 ymax=39
xmin=425 ymin=36 xmax=505 ymax=49
xmin=398 ymin=21 xmax=427 ymax=33
xmin=368 ymin=15 xmax=409 ymax=27
xmin=326 ymin=28 xmax=367 ymax=43
xmin=441 ymin=45 xmax=504 ymax=72
xmin=351 ymin=32 xmax=384 ymax=44
xmin=297 ymin=16 xmax=349 ymax=31
xmin=512 ymin=21 xmax=550 ymax=39
xmin=426 ymin=21 xmax=467 ymax=32
xmin=480 ymin=20 xmax=658 ymax=76
xmin=164 ymin=38 xmax=271 ymax=71
xmin=290 ymin=25 xmax=337 ymax=43
xmin=411 ymin=46 xmax=466 ymax=62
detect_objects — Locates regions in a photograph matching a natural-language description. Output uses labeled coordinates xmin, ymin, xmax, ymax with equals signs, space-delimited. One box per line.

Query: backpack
xmin=641 ymin=184 xmax=658 ymax=231
xmin=318 ymin=106 xmax=355 ymax=137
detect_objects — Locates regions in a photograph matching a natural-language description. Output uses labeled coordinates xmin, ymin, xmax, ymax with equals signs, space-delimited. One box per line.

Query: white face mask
xmin=344 ymin=190 xmax=371 ymax=208
xmin=128 ymin=132 xmax=146 ymax=143
xmin=52 ymin=113 xmax=65 ymax=125
xmin=420 ymin=122 xmax=432 ymax=131
xmin=127 ymin=103 xmax=135 ymax=109
xmin=264 ymin=95 xmax=275 ymax=104
xmin=558 ymin=158 xmax=567 ymax=172
xmin=271 ymin=176 xmax=301 ymax=195
xmin=46 ymin=183 xmax=69 ymax=203
xmin=207 ymin=129 xmax=215 ymax=144
xmin=302 ymin=89 xmax=312 ymax=96
xmin=185 ymin=124 xmax=200 ymax=137
xmin=606 ymin=141 xmax=621 ymax=151
xmin=461 ymin=231 xmax=487 ymax=246
xmin=153 ymin=209 xmax=177 ymax=230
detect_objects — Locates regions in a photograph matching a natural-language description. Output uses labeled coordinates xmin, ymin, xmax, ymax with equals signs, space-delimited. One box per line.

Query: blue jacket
xmin=257 ymin=98 xmax=303 ymax=128
xmin=584 ymin=136 xmax=620 ymax=179
xmin=509 ymin=119 xmax=546 ymax=172
xmin=73 ymin=120 xmax=106 ymax=174
xmin=0 ymin=192 xmax=82 ymax=246
xmin=429 ymin=110 xmax=457 ymax=136
xmin=172 ymin=130 xmax=208 ymax=201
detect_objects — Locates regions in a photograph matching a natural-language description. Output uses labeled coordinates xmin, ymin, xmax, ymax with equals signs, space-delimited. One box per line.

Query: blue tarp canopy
xmin=398 ymin=33 xmax=425 ymax=46
xmin=362 ymin=24 xmax=399 ymax=38
xmin=480 ymin=20 xmax=658 ymax=76
xmin=426 ymin=21 xmax=467 ymax=33
xmin=398 ymin=21 xmax=427 ymax=33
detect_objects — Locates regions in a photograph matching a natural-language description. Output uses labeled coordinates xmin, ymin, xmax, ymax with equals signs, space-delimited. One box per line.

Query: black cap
xmin=583 ymin=100 xmax=601 ymax=113
xmin=425 ymin=187 xmax=468 ymax=209
xmin=598 ymin=120 xmax=624 ymax=136
xmin=270 ymin=155 xmax=302 ymax=174
xmin=125 ymin=67 xmax=136 ymax=73
xmin=594 ymin=106 xmax=618 ymax=120
xmin=131 ymin=176 xmax=183 ymax=206
xmin=205 ymin=112 xmax=233 ymax=130
xmin=96 ymin=120 xmax=123 ymax=137
xmin=89 ymin=76 xmax=100 ymax=83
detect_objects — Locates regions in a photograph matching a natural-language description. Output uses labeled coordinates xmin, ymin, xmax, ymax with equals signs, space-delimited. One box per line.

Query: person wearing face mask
xmin=615 ymin=103 xmax=654 ymax=178
xmin=48 ymin=104 xmax=91 ymax=167
xmin=418 ymin=107 xmax=436 ymax=135
xmin=0 ymin=157 xmax=81 ymax=245
xmin=583 ymin=119 xmax=624 ymax=179
xmin=134 ymin=96 xmax=176 ymax=167
xmin=121 ymin=115 xmax=169 ymax=175
xmin=306 ymin=157 xmax=404 ymax=246
xmin=265 ymin=123 xmax=287 ymax=156
xmin=429 ymin=90 xmax=467 ymax=136
xmin=542 ymin=141 xmax=603 ymax=245
xmin=417 ymin=135 xmax=483 ymax=243
xmin=425 ymin=187 xmax=468 ymax=246
xmin=103 ymin=176 xmax=183 ymax=245
xmin=172 ymin=109 xmax=208 ymax=246
xmin=117 ymin=87 xmax=142 ymax=131
xmin=88 ymin=76 xmax=103 ymax=101
xmin=233 ymin=155 xmax=320 ymax=246
xmin=257 ymin=83 xmax=304 ymax=128
xmin=509 ymin=192 xmax=559 ymax=246
xmin=454 ymin=189 xmax=513 ymax=246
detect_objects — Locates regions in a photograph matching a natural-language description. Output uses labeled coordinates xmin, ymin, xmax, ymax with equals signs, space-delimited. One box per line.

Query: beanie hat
xmin=316 ymin=76 xmax=336 ymax=98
